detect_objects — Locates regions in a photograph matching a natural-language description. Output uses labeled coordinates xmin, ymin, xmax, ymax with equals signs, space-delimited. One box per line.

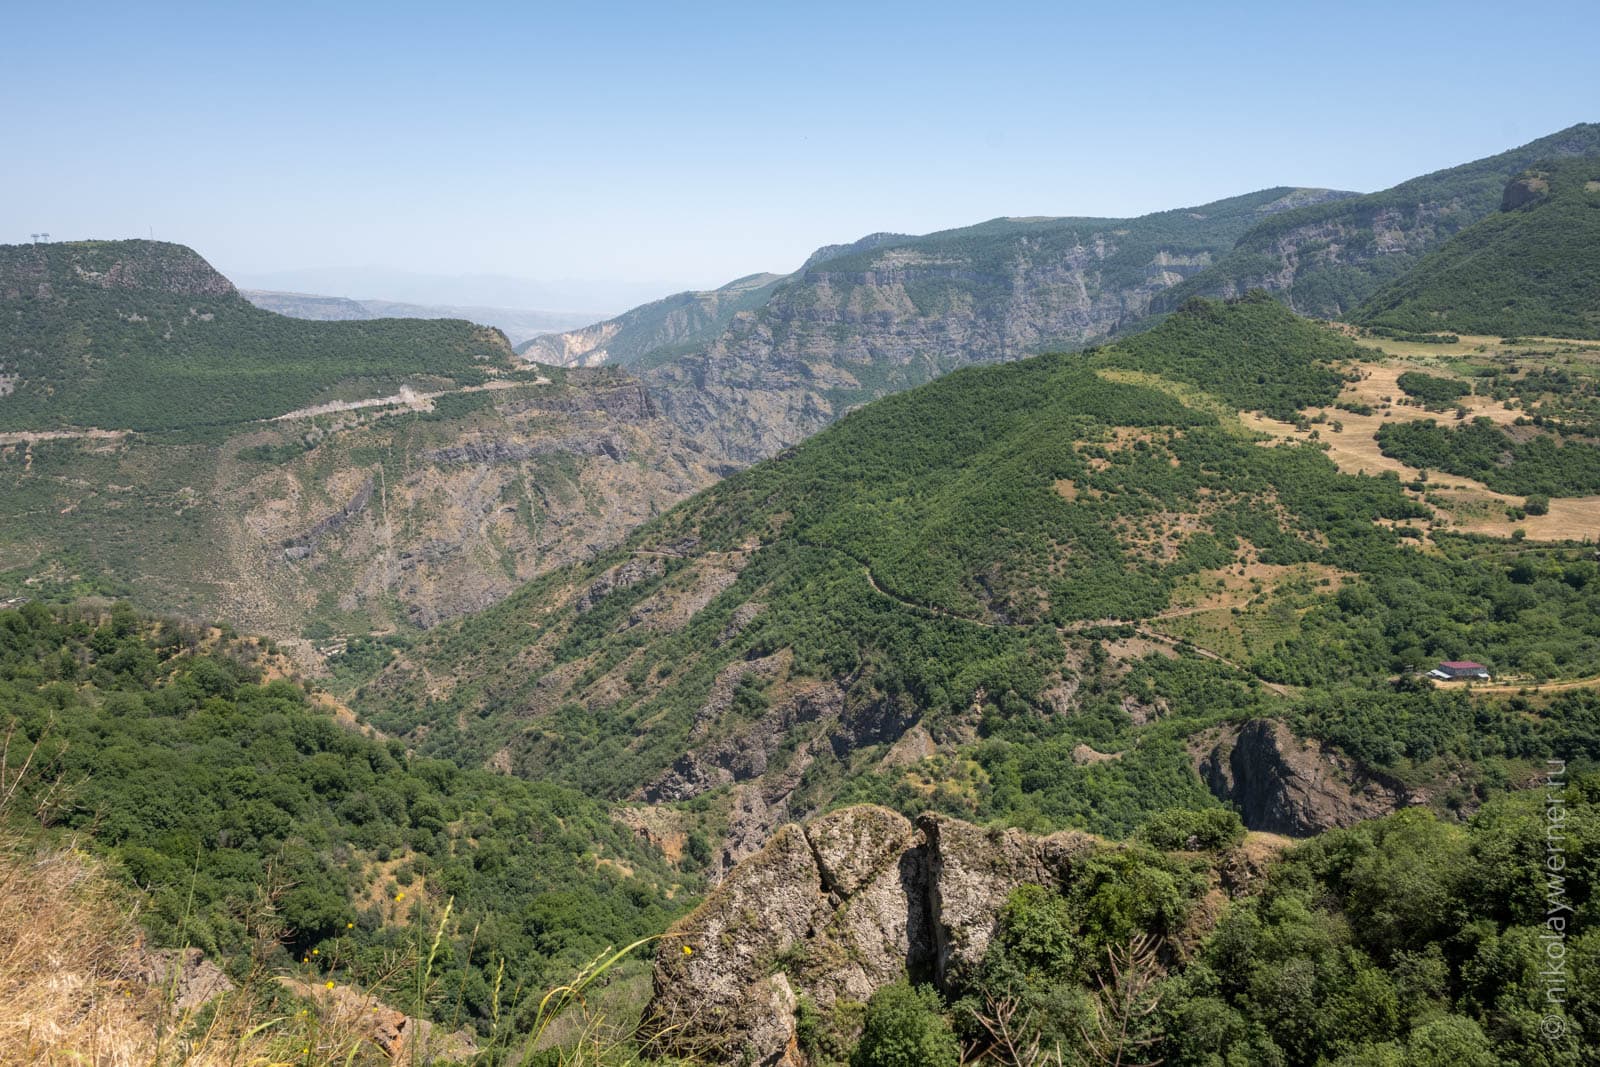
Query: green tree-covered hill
xmin=1155 ymin=122 xmax=1600 ymax=318
xmin=359 ymin=298 xmax=1600 ymax=863
xmin=0 ymin=240 xmax=515 ymax=433
xmin=1354 ymin=158 xmax=1600 ymax=338
xmin=0 ymin=601 xmax=695 ymax=1032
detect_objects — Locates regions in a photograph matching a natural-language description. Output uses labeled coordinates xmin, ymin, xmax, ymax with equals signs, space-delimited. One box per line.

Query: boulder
xmin=641 ymin=805 xmax=1096 ymax=1064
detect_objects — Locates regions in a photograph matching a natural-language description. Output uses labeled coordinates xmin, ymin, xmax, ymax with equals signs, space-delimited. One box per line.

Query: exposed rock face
xmin=1 ymin=367 xmax=721 ymax=649
xmin=129 ymin=947 xmax=235 ymax=1012
xmin=640 ymin=243 xmax=1222 ymax=466
xmin=276 ymin=976 xmax=478 ymax=1061
xmin=527 ymin=190 xmax=1353 ymax=467
xmin=639 ymin=806 xmax=1099 ymax=1066
xmin=1198 ymin=719 xmax=1417 ymax=836
xmin=518 ymin=273 xmax=785 ymax=368
xmin=1501 ymin=171 xmax=1552 ymax=211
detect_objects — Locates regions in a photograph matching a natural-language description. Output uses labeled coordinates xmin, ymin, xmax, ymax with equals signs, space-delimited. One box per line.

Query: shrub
xmin=1137 ymin=807 xmax=1246 ymax=851
xmin=851 ymin=981 xmax=959 ymax=1067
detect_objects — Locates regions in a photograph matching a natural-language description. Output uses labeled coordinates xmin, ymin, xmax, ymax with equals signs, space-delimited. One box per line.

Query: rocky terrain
xmin=518 ymin=272 xmax=785 ymax=368
xmin=640 ymin=804 xmax=1270 ymax=1065
xmin=0 ymin=241 xmax=721 ymax=648
xmin=1193 ymin=719 xmax=1420 ymax=836
xmin=1 ymin=367 xmax=720 ymax=645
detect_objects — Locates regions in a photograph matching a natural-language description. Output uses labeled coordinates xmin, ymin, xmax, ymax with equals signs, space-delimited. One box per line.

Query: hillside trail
xmin=0 ymin=428 xmax=128 ymax=445
xmin=700 ymin=537 xmax=1303 ymax=697
xmin=267 ymin=375 xmax=551 ymax=422
xmin=0 ymin=377 xmax=553 ymax=440
xmin=1459 ymin=674 xmax=1600 ymax=694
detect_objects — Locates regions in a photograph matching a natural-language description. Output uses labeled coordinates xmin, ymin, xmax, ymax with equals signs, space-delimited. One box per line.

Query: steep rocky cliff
xmin=518 ymin=272 xmax=785 ymax=368
xmin=1195 ymin=719 xmax=1419 ymax=835
xmin=1 ymin=368 xmax=719 ymax=646
xmin=639 ymin=804 xmax=1252 ymax=1065
xmin=523 ymin=188 xmax=1354 ymax=464
xmin=0 ymin=241 xmax=721 ymax=649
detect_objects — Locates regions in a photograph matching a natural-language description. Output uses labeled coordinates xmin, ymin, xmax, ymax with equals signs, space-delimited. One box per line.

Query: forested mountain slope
xmin=360 ymin=297 xmax=1600 ymax=872
xmin=1354 ymin=158 xmax=1600 ymax=339
xmin=517 ymin=272 xmax=786 ymax=368
xmin=0 ymin=601 xmax=696 ymax=1038
xmin=0 ymin=241 xmax=516 ymax=433
xmin=1154 ymin=122 xmax=1600 ymax=318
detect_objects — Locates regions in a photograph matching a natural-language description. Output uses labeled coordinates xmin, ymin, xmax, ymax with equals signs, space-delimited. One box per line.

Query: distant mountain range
xmin=230 ymin=266 xmax=686 ymax=319
xmin=7 ymin=124 xmax=1599 ymax=649
xmin=240 ymin=289 xmax=600 ymax=345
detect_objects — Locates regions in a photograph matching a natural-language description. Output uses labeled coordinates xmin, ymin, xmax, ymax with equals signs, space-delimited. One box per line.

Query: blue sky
xmin=4 ymin=0 xmax=1597 ymax=304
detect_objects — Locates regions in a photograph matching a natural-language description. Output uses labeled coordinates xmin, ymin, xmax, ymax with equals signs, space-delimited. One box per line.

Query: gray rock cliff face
xmin=525 ymin=190 xmax=1356 ymax=469
xmin=639 ymin=806 xmax=1098 ymax=1066
xmin=1197 ymin=719 xmax=1419 ymax=836
xmin=1155 ymin=123 xmax=1600 ymax=319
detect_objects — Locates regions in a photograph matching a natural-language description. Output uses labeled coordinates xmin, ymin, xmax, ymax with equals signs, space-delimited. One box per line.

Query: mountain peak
xmin=0 ymin=239 xmax=237 ymax=302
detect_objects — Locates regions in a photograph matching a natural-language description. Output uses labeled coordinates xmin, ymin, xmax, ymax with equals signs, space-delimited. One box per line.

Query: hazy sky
xmin=5 ymin=0 xmax=1597 ymax=303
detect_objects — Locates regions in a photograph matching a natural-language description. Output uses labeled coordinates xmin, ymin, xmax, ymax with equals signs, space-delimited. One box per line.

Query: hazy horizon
xmin=5 ymin=0 xmax=1598 ymax=302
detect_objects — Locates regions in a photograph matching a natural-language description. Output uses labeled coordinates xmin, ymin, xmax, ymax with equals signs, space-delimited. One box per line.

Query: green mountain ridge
xmin=516 ymin=271 xmax=787 ymax=369
xmin=1153 ymin=122 xmax=1600 ymax=319
xmin=1354 ymin=158 xmax=1600 ymax=338
xmin=0 ymin=240 xmax=515 ymax=433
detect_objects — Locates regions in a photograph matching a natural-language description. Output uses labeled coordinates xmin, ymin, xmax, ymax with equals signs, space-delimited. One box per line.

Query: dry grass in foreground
xmin=0 ymin=824 xmax=408 ymax=1066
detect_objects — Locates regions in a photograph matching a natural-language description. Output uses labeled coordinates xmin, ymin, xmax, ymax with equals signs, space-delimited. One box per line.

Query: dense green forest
xmin=0 ymin=602 xmax=695 ymax=1031
xmin=0 ymin=241 xmax=514 ymax=432
xmin=1377 ymin=417 xmax=1600 ymax=496
xmin=1356 ymin=159 xmax=1600 ymax=339
xmin=835 ymin=781 xmax=1599 ymax=1066
xmin=1396 ymin=370 xmax=1473 ymax=407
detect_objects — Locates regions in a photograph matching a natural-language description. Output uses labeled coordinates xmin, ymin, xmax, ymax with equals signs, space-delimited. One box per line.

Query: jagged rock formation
xmin=639 ymin=806 xmax=1109 ymax=1065
xmin=1196 ymin=719 xmax=1418 ymax=835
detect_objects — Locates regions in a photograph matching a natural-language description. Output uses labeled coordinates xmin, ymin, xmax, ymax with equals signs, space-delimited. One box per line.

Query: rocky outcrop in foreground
xmin=638 ymin=806 xmax=1103 ymax=1065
